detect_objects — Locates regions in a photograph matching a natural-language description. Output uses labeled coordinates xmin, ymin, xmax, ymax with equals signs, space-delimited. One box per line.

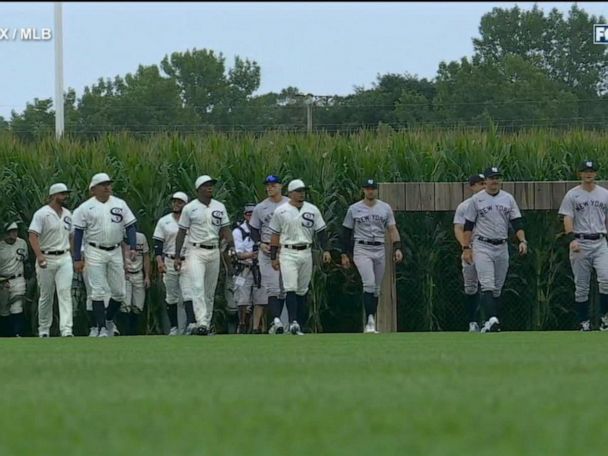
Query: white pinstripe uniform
xmin=0 ymin=236 xmax=27 ymax=318
xmin=122 ymin=232 xmax=149 ymax=314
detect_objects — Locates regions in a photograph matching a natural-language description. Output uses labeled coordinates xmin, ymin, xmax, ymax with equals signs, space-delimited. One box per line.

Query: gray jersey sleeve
xmin=342 ymin=206 xmax=354 ymax=229
xmin=509 ymin=194 xmax=522 ymax=220
xmin=558 ymin=191 xmax=575 ymax=218
xmin=453 ymin=201 xmax=468 ymax=225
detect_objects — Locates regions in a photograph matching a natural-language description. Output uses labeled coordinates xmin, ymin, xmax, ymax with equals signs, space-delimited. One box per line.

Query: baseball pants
xmin=569 ymin=239 xmax=608 ymax=302
xmin=472 ymin=240 xmax=509 ymax=298
xmin=234 ymin=267 xmax=268 ymax=306
xmin=187 ymin=247 xmax=220 ymax=327
xmin=83 ymin=268 xmax=110 ymax=311
xmin=36 ymin=252 xmax=73 ymax=336
xmin=461 ymin=257 xmax=479 ymax=295
xmin=122 ymin=271 xmax=145 ymax=313
xmin=0 ymin=276 xmax=25 ymax=316
xmin=163 ymin=257 xmax=193 ymax=303
xmin=279 ymin=248 xmax=312 ymax=296
xmin=353 ymin=245 xmax=385 ymax=297
xmin=259 ymin=251 xmax=285 ymax=298
xmin=84 ymin=245 xmax=126 ymax=302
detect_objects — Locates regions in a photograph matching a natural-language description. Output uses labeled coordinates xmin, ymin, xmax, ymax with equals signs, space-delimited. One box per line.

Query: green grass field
xmin=0 ymin=332 xmax=605 ymax=455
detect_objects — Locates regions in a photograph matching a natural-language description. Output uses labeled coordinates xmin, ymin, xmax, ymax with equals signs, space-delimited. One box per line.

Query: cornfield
xmin=0 ymin=127 xmax=605 ymax=334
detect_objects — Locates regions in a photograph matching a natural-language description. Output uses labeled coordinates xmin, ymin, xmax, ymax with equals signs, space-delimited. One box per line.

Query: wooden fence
xmin=376 ymin=181 xmax=594 ymax=332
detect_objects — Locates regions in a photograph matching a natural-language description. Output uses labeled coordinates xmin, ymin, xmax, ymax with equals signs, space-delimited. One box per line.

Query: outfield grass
xmin=0 ymin=332 xmax=605 ymax=455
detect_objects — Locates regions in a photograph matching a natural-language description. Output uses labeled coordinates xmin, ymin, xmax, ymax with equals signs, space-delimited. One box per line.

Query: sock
xmin=576 ymin=301 xmax=590 ymax=323
xmin=238 ymin=307 xmax=248 ymax=327
xmin=0 ymin=316 xmax=10 ymax=337
xmin=92 ymin=300 xmax=106 ymax=329
xmin=286 ymin=292 xmax=297 ymax=323
xmin=372 ymin=295 xmax=379 ymax=315
xmin=466 ymin=293 xmax=478 ymax=322
xmin=106 ymin=299 xmax=122 ymax=322
xmin=87 ymin=310 xmax=95 ymax=328
xmin=128 ymin=312 xmax=140 ymax=335
xmin=363 ymin=292 xmax=375 ymax=319
xmin=268 ymin=296 xmax=282 ymax=320
xmin=166 ymin=303 xmax=178 ymax=328
xmin=184 ymin=300 xmax=195 ymax=325
xmin=10 ymin=312 xmax=25 ymax=337
xmin=296 ymin=294 xmax=307 ymax=329
xmin=494 ymin=295 xmax=502 ymax=319
xmin=480 ymin=291 xmax=497 ymax=320
xmin=600 ymin=294 xmax=608 ymax=317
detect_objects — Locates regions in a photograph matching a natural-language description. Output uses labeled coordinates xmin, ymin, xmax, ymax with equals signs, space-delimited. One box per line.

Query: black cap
xmin=579 ymin=160 xmax=598 ymax=172
xmin=468 ymin=174 xmax=485 ymax=186
xmin=362 ymin=178 xmax=378 ymax=189
xmin=483 ymin=166 xmax=503 ymax=178
xmin=264 ymin=175 xmax=282 ymax=184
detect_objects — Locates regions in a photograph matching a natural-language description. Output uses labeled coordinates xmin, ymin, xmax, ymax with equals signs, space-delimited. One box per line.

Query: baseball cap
xmin=287 ymin=179 xmax=307 ymax=192
xmin=4 ymin=221 xmax=18 ymax=232
xmin=362 ymin=178 xmax=378 ymax=189
xmin=264 ymin=175 xmax=282 ymax=184
xmin=483 ymin=166 xmax=502 ymax=178
xmin=468 ymin=174 xmax=485 ymax=186
xmin=49 ymin=183 xmax=71 ymax=196
xmin=171 ymin=192 xmax=189 ymax=203
xmin=195 ymin=175 xmax=217 ymax=189
xmin=89 ymin=173 xmax=112 ymax=190
xmin=244 ymin=203 xmax=256 ymax=213
xmin=579 ymin=160 xmax=598 ymax=172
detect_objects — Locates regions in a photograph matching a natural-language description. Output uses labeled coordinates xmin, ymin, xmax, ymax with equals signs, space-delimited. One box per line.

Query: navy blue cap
xmin=362 ymin=178 xmax=378 ymax=189
xmin=264 ymin=175 xmax=282 ymax=184
xmin=468 ymin=174 xmax=485 ymax=186
xmin=484 ymin=166 xmax=503 ymax=178
xmin=579 ymin=160 xmax=598 ymax=172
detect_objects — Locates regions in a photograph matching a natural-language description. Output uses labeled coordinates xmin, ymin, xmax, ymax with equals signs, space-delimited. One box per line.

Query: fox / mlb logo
xmin=594 ymin=25 xmax=608 ymax=44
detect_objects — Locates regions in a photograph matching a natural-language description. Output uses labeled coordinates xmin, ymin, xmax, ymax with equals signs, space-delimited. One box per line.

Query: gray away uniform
xmin=454 ymin=198 xmax=478 ymax=296
xmin=464 ymin=190 xmax=522 ymax=297
xmin=343 ymin=200 xmax=396 ymax=296
xmin=558 ymin=185 xmax=608 ymax=302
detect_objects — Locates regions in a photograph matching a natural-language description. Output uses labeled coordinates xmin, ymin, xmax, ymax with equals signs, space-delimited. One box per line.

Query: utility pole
xmin=54 ymin=2 xmax=64 ymax=139
xmin=304 ymin=95 xmax=314 ymax=133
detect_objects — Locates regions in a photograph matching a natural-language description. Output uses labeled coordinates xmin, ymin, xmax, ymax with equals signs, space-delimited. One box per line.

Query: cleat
xmin=106 ymin=320 xmax=120 ymax=336
xmin=184 ymin=323 xmax=197 ymax=335
xmin=169 ymin=326 xmax=179 ymax=336
xmin=62 ymin=332 xmax=74 ymax=337
xmin=364 ymin=315 xmax=379 ymax=334
xmin=289 ymin=321 xmax=304 ymax=336
xmin=269 ymin=317 xmax=284 ymax=335
xmin=237 ymin=323 xmax=248 ymax=334
xmin=88 ymin=327 xmax=98 ymax=337
xmin=481 ymin=317 xmax=500 ymax=333
xmin=39 ymin=332 xmax=50 ymax=338
xmin=468 ymin=322 xmax=480 ymax=333
xmin=600 ymin=315 xmax=608 ymax=332
xmin=196 ymin=325 xmax=209 ymax=336
xmin=98 ymin=327 xmax=108 ymax=337
xmin=580 ymin=320 xmax=592 ymax=332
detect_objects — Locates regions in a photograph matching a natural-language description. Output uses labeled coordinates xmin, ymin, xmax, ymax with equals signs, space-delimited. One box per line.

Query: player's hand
xmin=260 ymin=243 xmax=270 ymax=254
xmin=463 ymin=248 xmax=473 ymax=265
xmin=340 ymin=254 xmax=351 ymax=269
xmin=322 ymin=251 xmax=332 ymax=264
xmin=227 ymin=247 xmax=236 ymax=259
xmin=144 ymin=277 xmax=151 ymax=289
xmin=570 ymin=240 xmax=581 ymax=253
xmin=37 ymin=255 xmax=48 ymax=269
xmin=74 ymin=260 xmax=85 ymax=273
xmin=394 ymin=249 xmax=404 ymax=264
xmin=250 ymin=251 xmax=258 ymax=260
xmin=271 ymin=259 xmax=280 ymax=271
xmin=157 ymin=260 xmax=166 ymax=274
xmin=174 ymin=258 xmax=182 ymax=272
xmin=519 ymin=241 xmax=528 ymax=256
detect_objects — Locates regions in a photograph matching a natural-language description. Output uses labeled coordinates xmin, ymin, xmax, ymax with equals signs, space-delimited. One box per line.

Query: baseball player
xmin=558 ymin=160 xmax=608 ymax=331
xmin=453 ymin=174 xmax=486 ymax=332
xmin=174 ymin=175 xmax=235 ymax=336
xmin=233 ymin=203 xmax=267 ymax=334
xmin=120 ymin=231 xmax=150 ymax=335
xmin=28 ymin=183 xmax=74 ymax=337
xmin=153 ymin=192 xmax=191 ymax=336
xmin=340 ymin=179 xmax=403 ymax=334
xmin=462 ymin=166 xmax=528 ymax=333
xmin=72 ymin=172 xmax=138 ymax=337
xmin=0 ymin=222 xmax=28 ymax=337
xmin=80 ymin=231 xmax=112 ymax=336
xmin=269 ymin=179 xmax=332 ymax=335
xmin=249 ymin=175 xmax=289 ymax=334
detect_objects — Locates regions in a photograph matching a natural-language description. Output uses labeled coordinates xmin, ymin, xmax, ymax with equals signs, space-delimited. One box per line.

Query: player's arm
xmin=454 ymin=223 xmax=465 ymax=246
xmin=509 ymin=197 xmax=527 ymax=255
xmin=388 ymin=224 xmax=403 ymax=263
xmin=28 ymin=231 xmax=46 ymax=268
xmin=143 ymin=251 xmax=151 ymax=287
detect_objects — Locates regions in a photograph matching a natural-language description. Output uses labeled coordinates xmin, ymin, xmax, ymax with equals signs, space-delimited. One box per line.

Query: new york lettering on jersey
xmin=344 ymin=200 xmax=395 ymax=242
xmin=559 ymin=185 xmax=608 ymax=234
xmin=464 ymin=190 xmax=521 ymax=239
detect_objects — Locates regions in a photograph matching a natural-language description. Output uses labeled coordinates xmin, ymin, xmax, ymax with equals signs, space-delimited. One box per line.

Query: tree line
xmin=3 ymin=4 xmax=608 ymax=139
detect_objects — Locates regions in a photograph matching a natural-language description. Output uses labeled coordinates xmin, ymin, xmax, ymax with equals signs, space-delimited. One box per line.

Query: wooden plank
xmin=565 ymin=181 xmax=579 ymax=191
xmin=534 ymin=182 xmax=553 ymax=210
xmin=551 ymin=182 xmax=566 ymax=209
xmin=419 ymin=183 xmax=435 ymax=211
xmin=502 ymin=182 xmax=515 ymax=195
xmin=462 ymin=182 xmax=474 ymax=200
xmin=378 ymin=231 xmax=397 ymax=333
xmin=514 ymin=182 xmax=535 ymax=210
xmin=405 ymin=183 xmax=421 ymax=211
xmin=379 ymin=183 xmax=405 ymax=211
xmin=434 ymin=183 xmax=463 ymax=211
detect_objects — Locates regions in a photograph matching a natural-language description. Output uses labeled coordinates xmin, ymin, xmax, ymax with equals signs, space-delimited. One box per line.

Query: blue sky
xmin=1 ymin=2 xmax=606 ymax=118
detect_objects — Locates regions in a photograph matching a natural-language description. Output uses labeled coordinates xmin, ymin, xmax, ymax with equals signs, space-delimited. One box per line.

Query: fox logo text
xmin=594 ymin=25 xmax=608 ymax=44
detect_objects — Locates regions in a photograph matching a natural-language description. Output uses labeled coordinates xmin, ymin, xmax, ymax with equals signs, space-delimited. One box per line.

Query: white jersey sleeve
xmin=269 ymin=210 xmax=282 ymax=234
xmin=178 ymin=205 xmax=192 ymax=230
xmin=28 ymin=209 xmax=44 ymax=235
xmin=314 ymin=206 xmax=327 ymax=232
xmin=122 ymin=200 xmax=137 ymax=227
xmin=342 ymin=206 xmax=354 ymax=229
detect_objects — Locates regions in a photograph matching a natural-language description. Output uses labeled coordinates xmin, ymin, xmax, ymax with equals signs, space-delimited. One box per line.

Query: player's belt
xmin=191 ymin=243 xmax=218 ymax=249
xmin=166 ymin=254 xmax=186 ymax=260
xmin=41 ymin=250 xmax=67 ymax=255
xmin=127 ymin=269 xmax=142 ymax=274
xmin=1 ymin=273 xmax=23 ymax=280
xmin=476 ymin=237 xmax=507 ymax=245
xmin=356 ymin=241 xmax=383 ymax=246
xmin=574 ymin=233 xmax=606 ymax=240
xmin=282 ymin=244 xmax=311 ymax=250
xmin=88 ymin=242 xmax=121 ymax=251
